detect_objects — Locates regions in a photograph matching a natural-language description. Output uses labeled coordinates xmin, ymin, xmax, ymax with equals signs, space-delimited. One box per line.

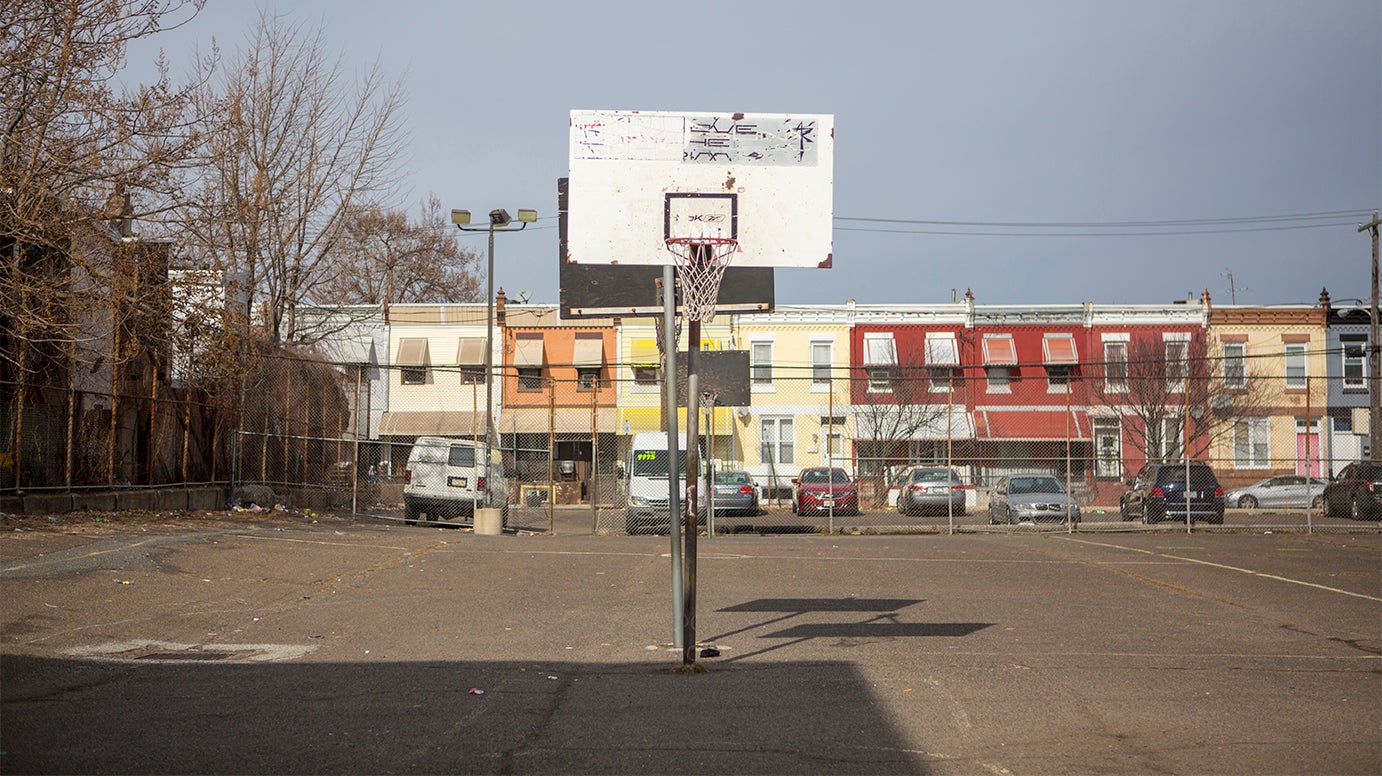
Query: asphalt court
xmin=2 ymin=518 xmax=1379 ymax=774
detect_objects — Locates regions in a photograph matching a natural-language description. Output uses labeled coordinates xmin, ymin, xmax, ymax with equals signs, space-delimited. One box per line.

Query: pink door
xmin=1296 ymin=434 xmax=1320 ymax=477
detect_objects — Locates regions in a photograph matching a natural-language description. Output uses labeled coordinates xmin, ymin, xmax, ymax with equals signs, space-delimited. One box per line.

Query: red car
xmin=791 ymin=467 xmax=859 ymax=516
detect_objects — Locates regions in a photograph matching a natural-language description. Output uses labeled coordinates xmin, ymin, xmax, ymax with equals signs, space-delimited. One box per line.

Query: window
xmin=1094 ymin=419 xmax=1122 ymax=479
xmin=751 ymin=340 xmax=773 ymax=388
xmin=456 ymin=337 xmax=486 ymax=385
xmin=514 ymin=333 xmax=545 ymax=392
xmin=1159 ymin=417 xmax=1184 ymax=461
xmin=1233 ymin=418 xmax=1271 ymax=468
xmin=1043 ymin=334 xmax=1078 ymax=393
xmin=572 ymin=333 xmax=604 ymax=392
xmin=1222 ymin=342 xmax=1246 ymax=389
xmin=863 ymin=333 xmax=896 ymax=391
xmin=983 ymin=334 xmax=1016 ymax=394
xmin=1342 ymin=335 xmax=1366 ymax=390
xmin=760 ymin=417 xmax=794 ymax=465
xmin=925 ymin=332 xmax=959 ymax=393
xmin=397 ymin=337 xmax=430 ymax=385
xmin=811 ymin=341 xmax=832 ymax=387
xmin=1103 ymin=338 xmax=1128 ymax=393
xmin=1165 ymin=334 xmax=1189 ymax=393
xmin=1284 ymin=343 xmax=1307 ymax=389
xmin=631 ymin=339 xmax=659 ymax=386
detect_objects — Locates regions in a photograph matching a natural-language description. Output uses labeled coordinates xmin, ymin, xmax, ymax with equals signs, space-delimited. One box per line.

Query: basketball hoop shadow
xmin=710 ymin=598 xmax=993 ymax=662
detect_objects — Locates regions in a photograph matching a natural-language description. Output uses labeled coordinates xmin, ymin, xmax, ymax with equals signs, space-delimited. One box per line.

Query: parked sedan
xmin=988 ymin=475 xmax=1080 ymax=525
xmin=710 ymin=469 xmax=759 ymax=516
xmin=1224 ymin=475 xmax=1327 ymax=510
xmin=896 ymin=467 xmax=967 ymax=516
xmin=1323 ymin=462 xmax=1382 ymax=520
xmin=791 ymin=467 xmax=859 ymax=516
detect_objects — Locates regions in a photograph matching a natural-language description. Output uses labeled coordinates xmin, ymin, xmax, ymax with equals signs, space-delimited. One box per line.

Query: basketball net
xmin=664 ymin=236 xmax=738 ymax=323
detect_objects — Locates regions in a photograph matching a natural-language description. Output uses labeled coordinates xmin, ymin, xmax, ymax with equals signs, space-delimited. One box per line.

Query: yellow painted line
xmin=1066 ymin=536 xmax=1382 ymax=602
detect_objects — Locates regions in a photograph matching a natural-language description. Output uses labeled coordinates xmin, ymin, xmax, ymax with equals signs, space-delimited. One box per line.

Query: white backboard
xmin=567 ymin=110 xmax=834 ymax=268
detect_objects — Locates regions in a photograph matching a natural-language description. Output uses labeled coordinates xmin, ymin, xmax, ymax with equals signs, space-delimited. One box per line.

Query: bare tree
xmin=176 ymin=10 xmax=407 ymax=345
xmin=1 ymin=0 xmax=207 ymax=376
xmin=313 ymin=194 xmax=483 ymax=306
xmin=1087 ymin=335 xmax=1276 ymax=468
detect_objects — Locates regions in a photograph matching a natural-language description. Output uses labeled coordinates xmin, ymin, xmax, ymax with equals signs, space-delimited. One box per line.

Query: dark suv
xmin=1322 ymin=462 xmax=1382 ymax=520
xmin=1120 ymin=462 xmax=1225 ymax=524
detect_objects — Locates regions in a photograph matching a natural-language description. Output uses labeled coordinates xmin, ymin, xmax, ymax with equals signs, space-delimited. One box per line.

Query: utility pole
xmin=1362 ymin=211 xmax=1381 ymax=461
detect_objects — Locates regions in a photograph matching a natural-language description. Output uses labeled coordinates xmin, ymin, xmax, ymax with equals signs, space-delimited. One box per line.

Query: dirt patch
xmin=1 ymin=506 xmax=355 ymax=538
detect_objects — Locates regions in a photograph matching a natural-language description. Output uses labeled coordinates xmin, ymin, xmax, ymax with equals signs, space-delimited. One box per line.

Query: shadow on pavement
xmin=2 ymin=653 xmax=926 ymax=774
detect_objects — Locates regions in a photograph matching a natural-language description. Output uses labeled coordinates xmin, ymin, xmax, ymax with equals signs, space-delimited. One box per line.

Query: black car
xmin=1322 ymin=462 xmax=1382 ymax=520
xmin=1119 ymin=462 xmax=1225 ymax=525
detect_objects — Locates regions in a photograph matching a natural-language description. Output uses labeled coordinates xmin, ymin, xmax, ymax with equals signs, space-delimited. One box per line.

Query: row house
xmin=377 ymin=303 xmax=496 ymax=474
xmin=842 ymin=297 xmax=1209 ymax=505
xmin=1323 ymin=292 xmax=1374 ymax=471
xmin=499 ymin=296 xmax=618 ymax=505
xmin=1206 ymin=299 xmax=1329 ymax=485
xmin=345 ymin=287 xmax=1357 ymax=509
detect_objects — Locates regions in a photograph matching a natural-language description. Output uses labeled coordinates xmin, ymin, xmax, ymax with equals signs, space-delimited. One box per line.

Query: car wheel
xmin=1140 ymin=508 xmax=1156 ymax=525
xmin=1119 ymin=500 xmax=1132 ymax=521
xmin=1310 ymin=494 xmax=1324 ymax=511
xmin=1352 ymin=495 xmax=1364 ymax=521
xmin=1238 ymin=495 xmax=1257 ymax=509
xmin=404 ymin=504 xmax=418 ymax=526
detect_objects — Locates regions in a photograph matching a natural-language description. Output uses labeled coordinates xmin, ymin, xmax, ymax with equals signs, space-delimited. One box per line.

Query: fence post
xmin=548 ymin=375 xmax=556 ymax=534
xmin=591 ymin=375 xmax=599 ymax=533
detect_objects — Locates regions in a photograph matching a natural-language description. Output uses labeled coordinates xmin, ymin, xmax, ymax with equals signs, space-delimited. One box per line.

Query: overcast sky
xmin=128 ymin=0 xmax=1380 ymax=309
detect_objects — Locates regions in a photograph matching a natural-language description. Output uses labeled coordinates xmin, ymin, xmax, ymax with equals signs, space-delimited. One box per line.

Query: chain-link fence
xmin=3 ymin=353 xmax=1378 ymax=535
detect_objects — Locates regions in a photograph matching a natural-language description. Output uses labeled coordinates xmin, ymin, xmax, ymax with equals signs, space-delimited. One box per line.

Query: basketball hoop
xmin=665 ymin=236 xmax=738 ymax=323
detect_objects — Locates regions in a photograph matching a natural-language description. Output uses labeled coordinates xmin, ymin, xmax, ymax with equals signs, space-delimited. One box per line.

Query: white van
xmin=403 ymin=437 xmax=509 ymax=527
xmin=624 ymin=431 xmax=708 ymax=535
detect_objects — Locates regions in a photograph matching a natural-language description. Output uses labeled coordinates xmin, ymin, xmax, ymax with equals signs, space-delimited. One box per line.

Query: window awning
xmin=456 ymin=337 xmax=485 ymax=366
xmin=514 ymin=335 xmax=545 ymax=367
xmin=864 ymin=335 xmax=897 ymax=366
xmin=572 ymin=334 xmax=604 ymax=368
xmin=925 ymin=334 xmax=959 ymax=366
xmin=975 ymin=409 xmax=1090 ymax=440
xmin=1042 ymin=334 xmax=1078 ymax=364
xmin=982 ymin=335 xmax=1016 ymax=366
xmin=631 ymin=339 xmax=659 ymax=368
xmin=397 ymin=338 xmax=430 ymax=366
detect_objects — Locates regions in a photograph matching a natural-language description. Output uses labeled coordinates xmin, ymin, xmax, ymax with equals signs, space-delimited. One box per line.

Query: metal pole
xmin=663 ymin=265 xmax=684 ymax=648
xmin=592 ymin=375 xmax=599 ymax=534
xmin=1362 ymin=211 xmax=1381 ymax=461
xmin=486 ymin=223 xmax=496 ymax=493
xmin=548 ymin=376 xmax=555 ymax=534
xmin=684 ymin=319 xmax=701 ymax=667
xmin=1306 ymin=374 xmax=1313 ymax=534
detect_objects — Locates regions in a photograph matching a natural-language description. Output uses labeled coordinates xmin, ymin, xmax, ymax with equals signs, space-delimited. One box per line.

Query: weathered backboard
xmin=674 ymin=350 xmax=751 ymax=407
xmin=557 ymin=178 xmax=774 ymax=318
xmin=567 ymin=110 xmax=833 ymax=268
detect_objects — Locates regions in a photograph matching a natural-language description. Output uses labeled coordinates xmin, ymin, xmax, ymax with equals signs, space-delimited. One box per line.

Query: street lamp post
xmin=451 ymin=207 xmax=537 ymax=476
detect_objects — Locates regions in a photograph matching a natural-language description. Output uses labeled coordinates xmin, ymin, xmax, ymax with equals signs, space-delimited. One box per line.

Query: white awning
xmin=514 ymin=335 xmax=545 ymax=367
xmin=571 ymin=334 xmax=604 ymax=368
xmin=396 ymin=338 xmax=430 ymax=366
xmin=456 ymin=337 xmax=485 ymax=366
xmin=864 ymin=335 xmax=897 ymax=366
xmin=982 ymin=335 xmax=1016 ymax=366
xmin=925 ymin=334 xmax=959 ymax=366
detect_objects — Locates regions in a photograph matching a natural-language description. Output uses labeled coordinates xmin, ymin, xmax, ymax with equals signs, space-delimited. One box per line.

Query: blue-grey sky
xmin=128 ymin=0 xmax=1380 ymax=308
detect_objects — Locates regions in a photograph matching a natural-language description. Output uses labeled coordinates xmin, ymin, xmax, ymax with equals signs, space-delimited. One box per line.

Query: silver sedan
xmin=988 ymin=475 xmax=1081 ymax=525
xmin=710 ymin=469 xmax=760 ymax=516
xmin=1224 ymin=475 xmax=1327 ymax=510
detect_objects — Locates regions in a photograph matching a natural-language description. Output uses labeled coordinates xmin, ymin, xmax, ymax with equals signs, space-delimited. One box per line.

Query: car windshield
xmin=912 ymin=469 xmax=955 ymax=483
xmin=1011 ymin=476 xmax=1064 ymax=494
xmin=715 ymin=472 xmax=750 ymax=485
xmin=632 ymin=448 xmax=688 ymax=477
xmin=1159 ymin=466 xmax=1218 ymax=488
xmin=802 ymin=469 xmax=849 ymax=484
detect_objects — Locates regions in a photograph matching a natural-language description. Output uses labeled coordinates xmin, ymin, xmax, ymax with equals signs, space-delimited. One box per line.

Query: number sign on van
xmin=637 ymin=451 xmax=657 ymax=461
xmin=447 ymin=476 xmax=467 ymax=488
